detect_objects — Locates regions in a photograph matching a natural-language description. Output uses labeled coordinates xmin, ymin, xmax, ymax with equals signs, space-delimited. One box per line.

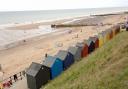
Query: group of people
xmin=0 ymin=71 xmax=26 ymax=89
xmin=1 ymin=74 xmax=17 ymax=89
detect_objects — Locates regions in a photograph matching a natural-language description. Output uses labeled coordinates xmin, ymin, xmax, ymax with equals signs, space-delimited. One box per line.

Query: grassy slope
xmin=42 ymin=32 xmax=128 ymax=89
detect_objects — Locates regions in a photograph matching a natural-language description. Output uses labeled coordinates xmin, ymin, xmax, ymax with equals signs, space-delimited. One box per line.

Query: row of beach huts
xmin=25 ymin=23 xmax=127 ymax=89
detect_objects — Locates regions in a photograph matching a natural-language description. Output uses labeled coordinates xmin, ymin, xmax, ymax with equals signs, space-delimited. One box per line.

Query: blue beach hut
xmin=84 ymin=39 xmax=95 ymax=54
xmin=42 ymin=56 xmax=63 ymax=79
xmin=55 ymin=50 xmax=74 ymax=70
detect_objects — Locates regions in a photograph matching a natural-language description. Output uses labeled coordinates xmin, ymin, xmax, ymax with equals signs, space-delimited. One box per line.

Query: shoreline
xmin=0 ymin=10 xmax=127 ymax=29
xmin=0 ymin=16 xmax=90 ymax=51
xmin=0 ymin=11 xmax=126 ymax=51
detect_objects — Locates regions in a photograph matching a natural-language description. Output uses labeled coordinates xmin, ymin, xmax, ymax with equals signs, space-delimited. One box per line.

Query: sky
xmin=0 ymin=0 xmax=128 ymax=11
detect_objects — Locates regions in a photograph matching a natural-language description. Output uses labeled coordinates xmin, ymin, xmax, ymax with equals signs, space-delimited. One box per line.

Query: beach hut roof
xmin=94 ymin=34 xmax=98 ymax=37
xmin=89 ymin=37 xmax=98 ymax=43
xmin=26 ymin=62 xmax=42 ymax=77
xmin=105 ymin=30 xmax=110 ymax=34
xmin=43 ymin=56 xmax=57 ymax=68
xmin=55 ymin=50 xmax=68 ymax=61
xmin=94 ymin=34 xmax=99 ymax=38
xmin=68 ymin=46 xmax=78 ymax=55
xmin=116 ymin=24 xmax=120 ymax=27
xmin=112 ymin=24 xmax=120 ymax=30
xmin=107 ymin=29 xmax=112 ymax=32
xmin=76 ymin=42 xmax=85 ymax=47
xmin=98 ymin=32 xmax=103 ymax=36
xmin=101 ymin=31 xmax=107 ymax=36
xmin=83 ymin=39 xmax=92 ymax=46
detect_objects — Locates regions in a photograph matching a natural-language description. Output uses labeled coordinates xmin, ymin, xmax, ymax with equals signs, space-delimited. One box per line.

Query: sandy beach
xmin=0 ymin=12 xmax=127 ymax=80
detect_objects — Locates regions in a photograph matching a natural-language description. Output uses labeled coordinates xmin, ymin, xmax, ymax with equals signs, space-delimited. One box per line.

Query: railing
xmin=1 ymin=70 xmax=26 ymax=89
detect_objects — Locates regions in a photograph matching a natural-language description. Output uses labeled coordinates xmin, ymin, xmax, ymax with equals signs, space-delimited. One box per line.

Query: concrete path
xmin=9 ymin=77 xmax=28 ymax=89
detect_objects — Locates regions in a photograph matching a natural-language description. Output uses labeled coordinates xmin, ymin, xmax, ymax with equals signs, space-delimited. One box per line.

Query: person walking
xmin=14 ymin=74 xmax=18 ymax=82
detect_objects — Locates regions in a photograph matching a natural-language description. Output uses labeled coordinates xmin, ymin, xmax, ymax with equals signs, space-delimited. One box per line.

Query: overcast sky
xmin=0 ymin=0 xmax=128 ymax=11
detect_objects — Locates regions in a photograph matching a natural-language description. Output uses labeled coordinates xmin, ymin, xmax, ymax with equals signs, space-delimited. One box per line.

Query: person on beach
xmin=13 ymin=74 xmax=18 ymax=82
xmin=76 ymin=34 xmax=78 ymax=38
xmin=81 ymin=29 xmax=82 ymax=32
xmin=45 ymin=53 xmax=48 ymax=58
xmin=22 ymin=71 xmax=26 ymax=77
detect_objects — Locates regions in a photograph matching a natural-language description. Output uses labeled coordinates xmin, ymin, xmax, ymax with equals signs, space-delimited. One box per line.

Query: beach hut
xmin=107 ymin=29 xmax=113 ymax=39
xmin=116 ymin=25 xmax=120 ymax=34
xmin=84 ymin=39 xmax=95 ymax=54
xmin=112 ymin=25 xmax=120 ymax=35
xmin=42 ymin=56 xmax=63 ymax=79
xmin=55 ymin=50 xmax=74 ymax=70
xmin=76 ymin=42 xmax=88 ymax=58
xmin=125 ymin=21 xmax=128 ymax=31
xmin=104 ymin=30 xmax=110 ymax=41
xmin=98 ymin=33 xmax=104 ymax=47
xmin=112 ymin=27 xmax=116 ymax=36
xmin=89 ymin=36 xmax=99 ymax=48
xmin=101 ymin=31 xmax=107 ymax=43
xmin=68 ymin=46 xmax=81 ymax=61
xmin=101 ymin=31 xmax=108 ymax=43
xmin=26 ymin=62 xmax=50 ymax=89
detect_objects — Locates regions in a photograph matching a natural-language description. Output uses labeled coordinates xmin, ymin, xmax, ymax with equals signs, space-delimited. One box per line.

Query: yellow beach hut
xmin=97 ymin=33 xmax=104 ymax=47
xmin=106 ymin=29 xmax=111 ymax=41
xmin=101 ymin=31 xmax=108 ymax=44
xmin=112 ymin=26 xmax=116 ymax=37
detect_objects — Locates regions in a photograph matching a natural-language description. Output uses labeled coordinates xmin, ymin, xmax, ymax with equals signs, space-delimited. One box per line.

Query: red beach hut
xmin=76 ymin=42 xmax=88 ymax=58
xmin=89 ymin=36 xmax=99 ymax=48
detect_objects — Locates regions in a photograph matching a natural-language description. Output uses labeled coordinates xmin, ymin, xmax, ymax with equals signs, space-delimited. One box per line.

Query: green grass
xmin=42 ymin=32 xmax=128 ymax=89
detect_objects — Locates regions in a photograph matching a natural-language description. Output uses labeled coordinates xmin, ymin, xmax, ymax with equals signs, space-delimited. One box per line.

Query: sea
xmin=0 ymin=7 xmax=128 ymax=25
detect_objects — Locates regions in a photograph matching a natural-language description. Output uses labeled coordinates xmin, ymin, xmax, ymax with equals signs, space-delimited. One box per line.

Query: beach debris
xmin=51 ymin=24 xmax=56 ymax=28
xmin=68 ymin=30 xmax=72 ymax=34
xmin=55 ymin=42 xmax=63 ymax=48
xmin=23 ymin=40 xmax=26 ymax=42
